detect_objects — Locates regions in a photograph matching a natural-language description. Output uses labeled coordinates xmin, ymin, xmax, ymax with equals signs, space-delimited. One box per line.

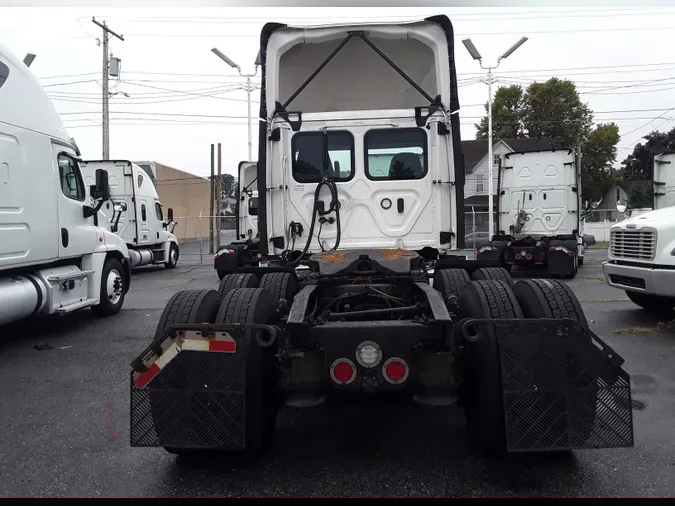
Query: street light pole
xmin=211 ymin=47 xmax=259 ymax=162
xmin=462 ymin=36 xmax=528 ymax=239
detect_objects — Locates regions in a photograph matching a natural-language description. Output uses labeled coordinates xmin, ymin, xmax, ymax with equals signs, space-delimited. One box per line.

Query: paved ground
xmin=1 ymin=248 xmax=674 ymax=497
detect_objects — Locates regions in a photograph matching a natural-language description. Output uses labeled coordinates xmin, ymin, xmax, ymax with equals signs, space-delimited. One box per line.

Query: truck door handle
xmin=397 ymin=198 xmax=404 ymax=213
xmin=61 ymin=228 xmax=69 ymax=248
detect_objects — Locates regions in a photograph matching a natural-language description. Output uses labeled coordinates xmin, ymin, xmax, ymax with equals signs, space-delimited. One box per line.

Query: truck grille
xmin=610 ymin=229 xmax=656 ymax=261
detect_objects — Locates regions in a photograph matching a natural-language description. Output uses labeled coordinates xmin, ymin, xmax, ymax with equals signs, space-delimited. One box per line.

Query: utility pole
xmin=92 ymin=17 xmax=124 ymax=160
xmin=210 ymin=144 xmax=215 ymax=254
xmin=216 ymin=143 xmax=222 ymax=251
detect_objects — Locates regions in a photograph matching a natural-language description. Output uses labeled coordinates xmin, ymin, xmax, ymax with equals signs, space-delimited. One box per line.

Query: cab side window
xmin=57 ymin=154 xmax=85 ymax=201
xmin=155 ymin=202 xmax=163 ymax=221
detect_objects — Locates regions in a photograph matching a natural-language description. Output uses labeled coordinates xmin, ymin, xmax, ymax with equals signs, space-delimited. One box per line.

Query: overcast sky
xmin=2 ymin=6 xmax=675 ymax=178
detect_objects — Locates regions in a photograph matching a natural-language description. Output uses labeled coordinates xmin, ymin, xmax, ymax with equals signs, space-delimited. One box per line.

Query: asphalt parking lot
xmin=1 ymin=247 xmax=674 ymax=497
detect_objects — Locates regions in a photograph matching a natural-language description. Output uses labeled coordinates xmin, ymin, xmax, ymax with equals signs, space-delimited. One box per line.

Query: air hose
xmin=284 ymin=172 xmax=342 ymax=265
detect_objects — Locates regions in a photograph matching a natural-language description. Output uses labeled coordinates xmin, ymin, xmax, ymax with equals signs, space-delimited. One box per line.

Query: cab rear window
xmin=0 ymin=61 xmax=9 ymax=90
xmin=292 ymin=131 xmax=354 ymax=183
xmin=365 ymin=128 xmax=427 ymax=181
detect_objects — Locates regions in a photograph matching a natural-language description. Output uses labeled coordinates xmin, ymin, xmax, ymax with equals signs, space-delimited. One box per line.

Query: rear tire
xmin=259 ymin=272 xmax=298 ymax=306
xmin=92 ymin=257 xmax=126 ymax=317
xmin=218 ymin=272 xmax=259 ymax=297
xmin=149 ymin=289 xmax=222 ymax=456
xmin=433 ymin=268 xmax=470 ymax=301
xmin=513 ymin=279 xmax=596 ymax=446
xmin=626 ymin=291 xmax=675 ymax=314
xmin=458 ymin=280 xmax=524 ymax=454
xmin=216 ymin=288 xmax=278 ymax=455
xmin=471 ymin=267 xmax=513 ymax=287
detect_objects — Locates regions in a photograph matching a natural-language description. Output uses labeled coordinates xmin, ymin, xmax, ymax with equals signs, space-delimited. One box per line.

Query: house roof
xmin=462 ymin=138 xmax=556 ymax=174
xmin=615 ymin=180 xmax=652 ymax=194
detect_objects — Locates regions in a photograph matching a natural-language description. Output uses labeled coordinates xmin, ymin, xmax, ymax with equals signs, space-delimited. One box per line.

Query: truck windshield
xmin=365 ymin=128 xmax=427 ymax=181
xmin=292 ymin=131 xmax=354 ymax=183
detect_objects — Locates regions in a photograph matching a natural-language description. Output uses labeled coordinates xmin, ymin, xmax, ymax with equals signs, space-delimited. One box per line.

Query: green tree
xmin=219 ymin=173 xmax=237 ymax=198
xmin=620 ymin=126 xmax=675 ymax=181
xmin=580 ymin=123 xmax=620 ymax=204
xmin=475 ymin=85 xmax=526 ymax=140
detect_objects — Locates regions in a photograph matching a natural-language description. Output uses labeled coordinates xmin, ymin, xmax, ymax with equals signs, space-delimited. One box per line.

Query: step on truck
xmin=477 ymin=149 xmax=588 ymax=278
xmin=0 ymin=41 xmax=131 ymax=327
xmin=130 ymin=16 xmax=633 ymax=458
xmin=604 ymin=152 xmax=675 ymax=313
xmin=79 ymin=160 xmax=180 ymax=270
xmin=214 ymin=160 xmax=262 ymax=278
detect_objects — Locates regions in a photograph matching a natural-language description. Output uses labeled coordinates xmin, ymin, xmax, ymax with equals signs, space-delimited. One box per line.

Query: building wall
xmin=465 ymin=141 xmax=513 ymax=198
xmin=154 ymin=163 xmax=212 ymax=243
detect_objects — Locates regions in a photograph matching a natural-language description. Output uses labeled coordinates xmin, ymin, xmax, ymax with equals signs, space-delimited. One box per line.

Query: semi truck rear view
xmin=478 ymin=149 xmax=585 ymax=278
xmin=0 ymin=41 xmax=131 ymax=326
xmin=130 ymin=16 xmax=633 ymax=461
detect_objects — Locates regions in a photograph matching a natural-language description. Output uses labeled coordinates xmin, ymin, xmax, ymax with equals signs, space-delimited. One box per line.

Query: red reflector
xmin=262 ymin=256 xmax=267 ymax=261
xmin=515 ymin=254 xmax=521 ymax=260
xmin=549 ymin=247 xmax=556 ymax=252
xmin=567 ymin=251 xmax=575 ymax=257
xmin=491 ymin=247 xmax=497 ymax=252
xmin=385 ymin=361 xmax=406 ymax=382
xmin=526 ymin=254 xmax=532 ymax=260
xmin=209 ymin=340 xmax=236 ymax=353
xmin=135 ymin=362 xmax=161 ymax=389
xmin=334 ymin=362 xmax=354 ymax=383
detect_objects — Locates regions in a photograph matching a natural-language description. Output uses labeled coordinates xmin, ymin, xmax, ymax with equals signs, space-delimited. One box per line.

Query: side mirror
xmin=167 ymin=208 xmax=174 ymax=221
xmin=96 ymin=169 xmax=110 ymax=201
xmin=616 ymin=199 xmax=628 ymax=214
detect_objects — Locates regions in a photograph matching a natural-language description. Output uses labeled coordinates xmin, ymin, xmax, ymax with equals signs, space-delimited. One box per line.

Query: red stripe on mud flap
xmin=134 ymin=362 xmax=161 ymax=389
xmin=209 ymin=340 xmax=236 ymax=353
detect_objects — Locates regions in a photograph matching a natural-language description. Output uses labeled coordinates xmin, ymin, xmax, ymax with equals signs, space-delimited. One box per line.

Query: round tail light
xmin=382 ymin=357 xmax=409 ymax=384
xmin=526 ymin=254 xmax=532 ymax=260
xmin=330 ymin=358 xmax=357 ymax=385
xmin=515 ymin=254 xmax=521 ymax=260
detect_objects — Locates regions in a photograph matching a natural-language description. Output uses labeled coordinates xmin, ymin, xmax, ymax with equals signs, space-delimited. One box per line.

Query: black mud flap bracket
xmin=129 ymin=323 xmax=279 ymax=451
xmin=457 ymin=318 xmax=634 ymax=452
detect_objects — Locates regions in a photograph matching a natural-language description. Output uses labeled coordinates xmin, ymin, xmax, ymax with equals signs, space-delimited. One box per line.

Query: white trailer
xmin=0 ymin=41 xmax=131 ymax=326
xmin=478 ymin=149 xmax=586 ymax=278
xmin=80 ymin=160 xmax=180 ymax=269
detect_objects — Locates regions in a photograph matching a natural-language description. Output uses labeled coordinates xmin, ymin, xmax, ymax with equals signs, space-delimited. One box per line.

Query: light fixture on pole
xmin=462 ymin=36 xmax=528 ymax=239
xmin=211 ymin=47 xmax=260 ymax=162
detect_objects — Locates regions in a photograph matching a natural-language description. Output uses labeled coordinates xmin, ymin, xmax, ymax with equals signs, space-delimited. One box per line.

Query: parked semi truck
xmin=80 ymin=160 xmax=180 ymax=270
xmin=477 ymin=149 xmax=587 ymax=278
xmin=0 ymin=41 xmax=130 ymax=326
xmin=131 ymin=16 xmax=633 ymax=459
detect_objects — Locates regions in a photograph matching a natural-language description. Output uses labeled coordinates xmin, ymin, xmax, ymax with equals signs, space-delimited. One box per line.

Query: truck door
xmin=54 ymin=147 xmax=97 ymax=257
xmin=135 ymin=171 xmax=151 ymax=245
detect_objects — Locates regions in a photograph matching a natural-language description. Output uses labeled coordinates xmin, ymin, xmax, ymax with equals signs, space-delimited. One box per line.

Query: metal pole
xmin=471 ymin=205 xmax=476 ymax=250
xmin=92 ymin=18 xmax=123 ymax=160
xmin=102 ymin=28 xmax=109 ymax=160
xmin=209 ymin=144 xmax=215 ymax=254
xmin=247 ymin=75 xmax=252 ymax=161
xmin=217 ymin=143 xmax=222 ymax=251
xmin=487 ymin=66 xmax=494 ymax=239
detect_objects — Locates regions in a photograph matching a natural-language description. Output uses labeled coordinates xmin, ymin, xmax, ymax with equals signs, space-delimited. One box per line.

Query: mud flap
xmin=130 ymin=323 xmax=278 ymax=451
xmin=458 ymin=318 xmax=634 ymax=452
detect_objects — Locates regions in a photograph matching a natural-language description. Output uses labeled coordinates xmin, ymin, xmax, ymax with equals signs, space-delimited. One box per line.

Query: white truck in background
xmin=603 ymin=151 xmax=675 ymax=313
xmin=237 ymin=160 xmax=259 ymax=241
xmin=0 ymin=41 xmax=131 ymax=326
xmin=478 ymin=149 xmax=587 ymax=278
xmin=80 ymin=160 xmax=180 ymax=270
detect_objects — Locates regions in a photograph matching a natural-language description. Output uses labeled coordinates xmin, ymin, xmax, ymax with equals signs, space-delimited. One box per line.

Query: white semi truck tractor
xmin=0 ymin=41 xmax=131 ymax=326
xmin=603 ymin=152 xmax=675 ymax=313
xmin=80 ymin=160 xmax=180 ymax=269
xmin=477 ymin=149 xmax=588 ymax=278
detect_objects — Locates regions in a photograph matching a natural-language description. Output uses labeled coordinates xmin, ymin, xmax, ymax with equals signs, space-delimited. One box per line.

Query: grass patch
xmin=615 ymin=327 xmax=657 ymax=335
xmin=657 ymin=318 xmax=675 ymax=332
xmin=588 ymin=241 xmax=609 ymax=249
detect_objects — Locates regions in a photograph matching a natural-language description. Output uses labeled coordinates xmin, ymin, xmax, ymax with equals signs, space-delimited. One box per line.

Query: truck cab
xmin=603 ymin=152 xmax=675 ymax=312
xmin=237 ymin=160 xmax=259 ymax=241
xmin=478 ymin=149 xmax=586 ymax=278
xmin=0 ymin=41 xmax=130 ymax=325
xmin=80 ymin=160 xmax=180 ymax=269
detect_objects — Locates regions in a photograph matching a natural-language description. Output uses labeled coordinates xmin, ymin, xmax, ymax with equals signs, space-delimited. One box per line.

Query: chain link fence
xmin=172 ymin=215 xmax=237 ymax=265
